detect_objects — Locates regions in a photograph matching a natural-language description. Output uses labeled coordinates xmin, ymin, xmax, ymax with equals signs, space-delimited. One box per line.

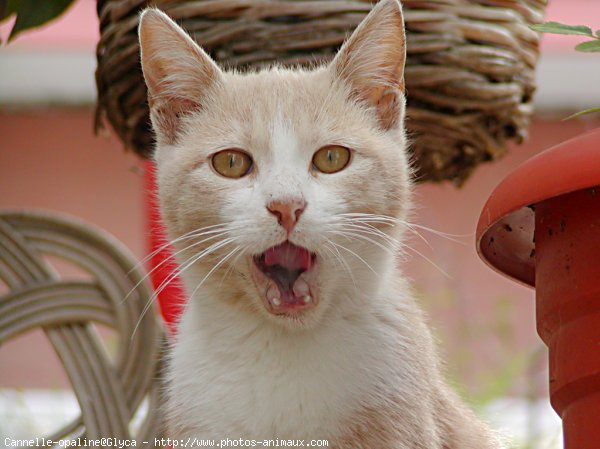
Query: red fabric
xmin=143 ymin=161 xmax=184 ymax=334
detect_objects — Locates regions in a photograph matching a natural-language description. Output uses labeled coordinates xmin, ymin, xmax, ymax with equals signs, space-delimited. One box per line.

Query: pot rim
xmin=476 ymin=127 xmax=600 ymax=286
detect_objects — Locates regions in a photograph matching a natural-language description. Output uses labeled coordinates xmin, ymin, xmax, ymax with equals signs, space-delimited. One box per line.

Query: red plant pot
xmin=476 ymin=128 xmax=600 ymax=449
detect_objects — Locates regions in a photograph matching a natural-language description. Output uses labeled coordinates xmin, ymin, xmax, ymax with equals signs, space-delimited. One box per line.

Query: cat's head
xmin=139 ymin=0 xmax=411 ymax=329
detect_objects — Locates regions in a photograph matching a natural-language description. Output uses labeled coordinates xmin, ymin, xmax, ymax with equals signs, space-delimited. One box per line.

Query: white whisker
xmin=153 ymin=237 xmax=237 ymax=301
xmin=131 ymin=236 xmax=238 ymax=340
xmin=332 ymin=212 xmax=453 ymax=278
xmin=219 ymin=244 xmax=249 ymax=287
xmin=127 ymin=223 xmax=233 ymax=275
xmin=400 ymin=220 xmax=470 ymax=245
xmin=334 ymin=221 xmax=398 ymax=246
xmin=402 ymin=244 xmax=451 ymax=279
xmin=121 ymin=230 xmax=232 ymax=305
xmin=323 ymin=238 xmax=358 ymax=290
xmin=328 ymin=240 xmax=378 ymax=277
xmin=331 ymin=227 xmax=396 ymax=255
xmin=189 ymin=245 xmax=245 ymax=299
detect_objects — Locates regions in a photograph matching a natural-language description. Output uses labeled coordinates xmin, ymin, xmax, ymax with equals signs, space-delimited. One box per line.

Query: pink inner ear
xmin=173 ymin=98 xmax=201 ymax=118
xmin=373 ymin=87 xmax=403 ymax=130
xmin=151 ymin=96 xmax=201 ymax=144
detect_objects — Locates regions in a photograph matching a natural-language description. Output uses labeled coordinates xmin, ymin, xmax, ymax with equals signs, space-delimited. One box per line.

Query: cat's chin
xmin=250 ymin=241 xmax=320 ymax=319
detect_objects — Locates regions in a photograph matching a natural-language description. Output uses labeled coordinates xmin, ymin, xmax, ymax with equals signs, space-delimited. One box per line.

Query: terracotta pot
xmin=476 ymin=128 xmax=600 ymax=449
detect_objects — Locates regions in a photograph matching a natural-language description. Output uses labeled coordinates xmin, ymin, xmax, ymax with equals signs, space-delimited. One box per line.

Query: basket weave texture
xmin=0 ymin=210 xmax=165 ymax=444
xmin=95 ymin=0 xmax=546 ymax=185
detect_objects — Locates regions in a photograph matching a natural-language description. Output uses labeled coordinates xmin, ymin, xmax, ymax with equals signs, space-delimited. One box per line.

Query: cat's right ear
xmin=329 ymin=0 xmax=406 ymax=130
xmin=138 ymin=8 xmax=223 ymax=143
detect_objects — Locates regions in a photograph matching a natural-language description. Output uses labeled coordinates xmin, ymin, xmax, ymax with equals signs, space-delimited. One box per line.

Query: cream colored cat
xmin=138 ymin=1 xmax=501 ymax=447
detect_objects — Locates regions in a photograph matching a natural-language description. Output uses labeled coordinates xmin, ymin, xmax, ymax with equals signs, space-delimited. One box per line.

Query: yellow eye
xmin=211 ymin=149 xmax=253 ymax=178
xmin=312 ymin=145 xmax=351 ymax=174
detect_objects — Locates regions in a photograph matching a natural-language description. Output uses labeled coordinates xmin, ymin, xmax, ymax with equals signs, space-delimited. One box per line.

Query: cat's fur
xmin=138 ymin=1 xmax=501 ymax=447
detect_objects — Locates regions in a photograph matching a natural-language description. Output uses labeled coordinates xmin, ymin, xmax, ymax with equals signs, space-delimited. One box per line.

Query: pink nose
xmin=267 ymin=199 xmax=306 ymax=233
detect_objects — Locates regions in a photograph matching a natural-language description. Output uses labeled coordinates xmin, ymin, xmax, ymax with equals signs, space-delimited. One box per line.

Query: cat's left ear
xmin=330 ymin=0 xmax=406 ymax=130
xmin=138 ymin=8 xmax=223 ymax=143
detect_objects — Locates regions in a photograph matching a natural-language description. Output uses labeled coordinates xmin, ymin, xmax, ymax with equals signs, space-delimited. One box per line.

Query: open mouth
xmin=253 ymin=241 xmax=317 ymax=315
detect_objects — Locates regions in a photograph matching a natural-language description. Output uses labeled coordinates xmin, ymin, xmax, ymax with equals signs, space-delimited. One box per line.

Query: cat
xmin=138 ymin=0 xmax=502 ymax=447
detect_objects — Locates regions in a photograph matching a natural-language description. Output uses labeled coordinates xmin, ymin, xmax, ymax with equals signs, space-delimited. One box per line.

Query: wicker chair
xmin=95 ymin=0 xmax=547 ymax=185
xmin=0 ymin=210 xmax=165 ymax=447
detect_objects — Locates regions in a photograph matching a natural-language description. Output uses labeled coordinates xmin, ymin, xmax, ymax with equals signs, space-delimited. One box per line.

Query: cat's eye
xmin=211 ymin=149 xmax=253 ymax=178
xmin=312 ymin=145 xmax=351 ymax=174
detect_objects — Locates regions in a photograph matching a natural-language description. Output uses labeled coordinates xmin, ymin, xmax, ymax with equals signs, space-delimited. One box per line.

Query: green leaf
xmin=7 ymin=0 xmax=76 ymax=42
xmin=0 ymin=0 xmax=18 ymax=21
xmin=575 ymin=39 xmax=600 ymax=52
xmin=564 ymin=107 xmax=600 ymax=121
xmin=596 ymin=29 xmax=600 ymax=38
xmin=530 ymin=22 xmax=593 ymax=37
xmin=0 ymin=0 xmax=8 ymax=20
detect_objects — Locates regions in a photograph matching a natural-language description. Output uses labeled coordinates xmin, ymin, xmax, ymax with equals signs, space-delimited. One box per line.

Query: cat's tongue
xmin=264 ymin=242 xmax=313 ymax=272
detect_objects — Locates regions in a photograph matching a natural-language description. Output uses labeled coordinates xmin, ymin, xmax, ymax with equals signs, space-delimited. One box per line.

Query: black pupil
xmin=229 ymin=154 xmax=235 ymax=168
xmin=327 ymin=150 xmax=334 ymax=163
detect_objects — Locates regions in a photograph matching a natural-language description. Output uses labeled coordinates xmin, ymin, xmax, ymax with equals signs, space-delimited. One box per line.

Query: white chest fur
xmin=165 ymin=290 xmax=417 ymax=442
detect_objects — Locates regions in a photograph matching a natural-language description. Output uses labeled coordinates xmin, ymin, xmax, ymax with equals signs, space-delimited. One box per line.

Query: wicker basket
xmin=95 ymin=0 xmax=546 ymax=185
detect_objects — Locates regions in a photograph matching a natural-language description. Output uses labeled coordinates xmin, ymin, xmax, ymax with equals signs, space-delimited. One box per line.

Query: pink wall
xmin=0 ymin=109 xmax=145 ymax=256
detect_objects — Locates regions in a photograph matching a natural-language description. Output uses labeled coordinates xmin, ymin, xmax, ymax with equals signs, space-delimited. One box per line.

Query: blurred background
xmin=1 ymin=1 xmax=600 ymax=448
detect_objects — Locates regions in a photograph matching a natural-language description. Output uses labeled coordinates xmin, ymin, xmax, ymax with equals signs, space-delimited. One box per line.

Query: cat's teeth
xmin=293 ymin=276 xmax=310 ymax=297
xmin=303 ymin=295 xmax=312 ymax=304
xmin=267 ymin=285 xmax=281 ymax=306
